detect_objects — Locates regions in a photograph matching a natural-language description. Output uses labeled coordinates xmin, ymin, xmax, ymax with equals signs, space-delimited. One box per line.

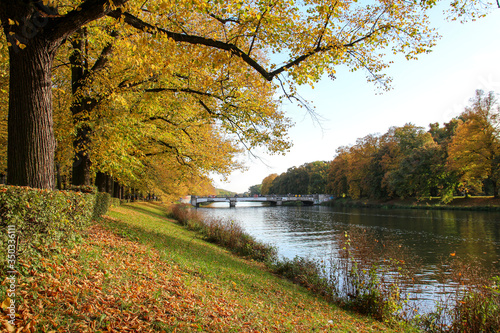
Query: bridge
xmin=190 ymin=194 xmax=333 ymax=207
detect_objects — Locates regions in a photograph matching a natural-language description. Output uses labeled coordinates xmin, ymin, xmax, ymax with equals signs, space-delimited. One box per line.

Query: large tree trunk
xmin=7 ymin=39 xmax=57 ymax=189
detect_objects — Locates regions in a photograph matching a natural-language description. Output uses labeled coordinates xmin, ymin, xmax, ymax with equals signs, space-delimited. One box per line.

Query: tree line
xmin=0 ymin=1 xmax=497 ymax=200
xmin=258 ymin=90 xmax=500 ymax=201
xmin=258 ymin=161 xmax=330 ymax=195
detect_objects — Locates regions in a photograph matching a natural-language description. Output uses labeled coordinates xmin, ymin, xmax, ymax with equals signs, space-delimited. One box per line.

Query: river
xmin=198 ymin=202 xmax=500 ymax=309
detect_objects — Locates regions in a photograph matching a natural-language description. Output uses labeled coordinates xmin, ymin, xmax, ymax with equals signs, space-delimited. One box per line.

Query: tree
xmin=248 ymin=184 xmax=262 ymax=196
xmin=0 ymin=1 xmax=130 ymax=188
xmin=327 ymin=147 xmax=350 ymax=197
xmin=325 ymin=123 xmax=456 ymax=200
xmin=306 ymin=161 xmax=329 ymax=194
xmin=55 ymin=22 xmax=290 ymax=188
xmin=448 ymin=90 xmax=500 ymax=197
xmin=261 ymin=173 xmax=277 ymax=195
xmin=1 ymin=0 xmax=495 ymax=189
xmin=388 ymin=142 xmax=448 ymax=199
xmin=381 ymin=124 xmax=436 ymax=198
xmin=345 ymin=134 xmax=381 ymax=199
xmin=264 ymin=162 xmax=328 ymax=195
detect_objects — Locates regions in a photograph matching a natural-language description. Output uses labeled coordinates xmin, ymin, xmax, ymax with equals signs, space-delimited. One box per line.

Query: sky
xmin=213 ymin=7 xmax=500 ymax=194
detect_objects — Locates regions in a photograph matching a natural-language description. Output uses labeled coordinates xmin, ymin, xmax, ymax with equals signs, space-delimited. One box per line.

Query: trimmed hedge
xmin=0 ymin=185 xmax=96 ymax=252
xmin=93 ymin=191 xmax=111 ymax=221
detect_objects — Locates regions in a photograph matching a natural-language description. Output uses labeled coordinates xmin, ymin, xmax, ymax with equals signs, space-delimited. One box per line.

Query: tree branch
xmin=46 ymin=0 xmax=129 ymax=42
xmin=107 ymin=9 xmax=389 ymax=84
xmin=107 ymin=9 xmax=274 ymax=80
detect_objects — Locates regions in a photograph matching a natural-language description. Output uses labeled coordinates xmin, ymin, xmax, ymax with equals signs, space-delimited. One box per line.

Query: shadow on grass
xmin=101 ymin=213 xmax=261 ymax=282
xmin=119 ymin=202 xmax=171 ymax=221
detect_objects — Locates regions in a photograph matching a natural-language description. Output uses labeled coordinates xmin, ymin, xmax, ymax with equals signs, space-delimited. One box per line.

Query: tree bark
xmin=113 ymin=181 xmax=121 ymax=198
xmin=95 ymin=172 xmax=106 ymax=192
xmin=7 ymin=38 xmax=57 ymax=189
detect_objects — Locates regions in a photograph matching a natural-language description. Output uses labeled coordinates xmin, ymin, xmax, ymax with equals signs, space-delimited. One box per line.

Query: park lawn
xmin=2 ymin=202 xmax=404 ymax=332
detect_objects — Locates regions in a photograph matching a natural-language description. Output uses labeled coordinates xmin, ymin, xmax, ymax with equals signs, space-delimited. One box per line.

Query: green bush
xmin=0 ymin=185 xmax=96 ymax=259
xmin=93 ymin=192 xmax=111 ymax=220
xmin=110 ymin=197 xmax=121 ymax=207
xmin=269 ymin=256 xmax=331 ymax=298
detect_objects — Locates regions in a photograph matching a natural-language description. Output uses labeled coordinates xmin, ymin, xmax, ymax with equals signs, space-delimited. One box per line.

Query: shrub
xmin=170 ymin=204 xmax=196 ymax=226
xmin=0 ymin=185 xmax=96 ymax=264
xmin=93 ymin=192 xmax=111 ymax=220
xmin=67 ymin=185 xmax=97 ymax=194
xmin=203 ymin=217 xmax=277 ymax=261
xmin=269 ymin=256 xmax=331 ymax=298
xmin=110 ymin=197 xmax=121 ymax=207
xmin=328 ymin=228 xmax=420 ymax=322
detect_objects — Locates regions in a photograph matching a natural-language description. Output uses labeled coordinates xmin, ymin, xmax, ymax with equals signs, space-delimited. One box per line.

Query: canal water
xmin=198 ymin=202 xmax=500 ymax=309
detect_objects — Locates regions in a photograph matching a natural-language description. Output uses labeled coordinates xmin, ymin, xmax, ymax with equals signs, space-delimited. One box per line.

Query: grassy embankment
xmin=3 ymin=202 xmax=403 ymax=332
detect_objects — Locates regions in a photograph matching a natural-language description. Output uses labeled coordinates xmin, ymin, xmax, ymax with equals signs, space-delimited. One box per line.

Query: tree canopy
xmin=0 ymin=0 xmax=497 ymax=196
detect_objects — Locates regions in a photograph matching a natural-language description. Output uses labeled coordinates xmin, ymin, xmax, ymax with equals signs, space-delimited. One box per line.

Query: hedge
xmin=0 ymin=185 xmax=114 ymax=261
xmin=93 ymin=191 xmax=111 ymax=220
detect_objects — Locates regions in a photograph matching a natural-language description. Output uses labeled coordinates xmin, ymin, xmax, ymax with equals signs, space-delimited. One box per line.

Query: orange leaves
xmin=1 ymin=225 xmax=231 ymax=331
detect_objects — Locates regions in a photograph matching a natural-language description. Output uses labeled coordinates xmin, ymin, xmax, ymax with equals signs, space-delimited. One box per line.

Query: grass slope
xmin=2 ymin=202 xmax=400 ymax=332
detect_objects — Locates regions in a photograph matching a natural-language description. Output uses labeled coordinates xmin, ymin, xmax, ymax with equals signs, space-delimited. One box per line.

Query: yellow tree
xmin=327 ymin=146 xmax=350 ymax=197
xmin=0 ymin=0 xmax=496 ymax=189
xmin=346 ymin=134 xmax=381 ymax=199
xmin=50 ymin=18 xmax=291 ymax=194
xmin=261 ymin=173 xmax=278 ymax=195
xmin=448 ymin=90 xmax=500 ymax=197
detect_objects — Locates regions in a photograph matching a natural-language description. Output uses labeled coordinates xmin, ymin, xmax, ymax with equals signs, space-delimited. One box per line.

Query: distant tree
xmin=429 ymin=119 xmax=461 ymax=147
xmin=388 ymin=143 xmax=448 ymax=199
xmin=266 ymin=162 xmax=329 ymax=195
xmin=327 ymin=147 xmax=350 ymax=197
xmin=448 ymin=90 xmax=500 ymax=197
xmin=346 ymin=134 xmax=381 ymax=199
xmin=306 ymin=161 xmax=329 ymax=194
xmin=261 ymin=174 xmax=278 ymax=195
xmin=382 ymin=124 xmax=435 ymax=197
xmin=216 ymin=188 xmax=236 ymax=197
xmin=248 ymin=184 xmax=262 ymax=196
xmin=326 ymin=123 xmax=458 ymax=201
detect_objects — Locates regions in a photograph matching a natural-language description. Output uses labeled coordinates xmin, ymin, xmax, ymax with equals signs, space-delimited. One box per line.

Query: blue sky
xmin=214 ymin=8 xmax=500 ymax=194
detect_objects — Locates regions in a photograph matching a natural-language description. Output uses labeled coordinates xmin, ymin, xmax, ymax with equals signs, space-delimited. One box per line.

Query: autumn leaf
xmin=1 ymin=297 xmax=11 ymax=310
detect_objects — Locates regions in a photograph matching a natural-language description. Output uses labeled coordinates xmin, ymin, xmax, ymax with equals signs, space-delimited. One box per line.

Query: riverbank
xmin=327 ymin=196 xmax=500 ymax=211
xmin=3 ymin=202 xmax=402 ymax=332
